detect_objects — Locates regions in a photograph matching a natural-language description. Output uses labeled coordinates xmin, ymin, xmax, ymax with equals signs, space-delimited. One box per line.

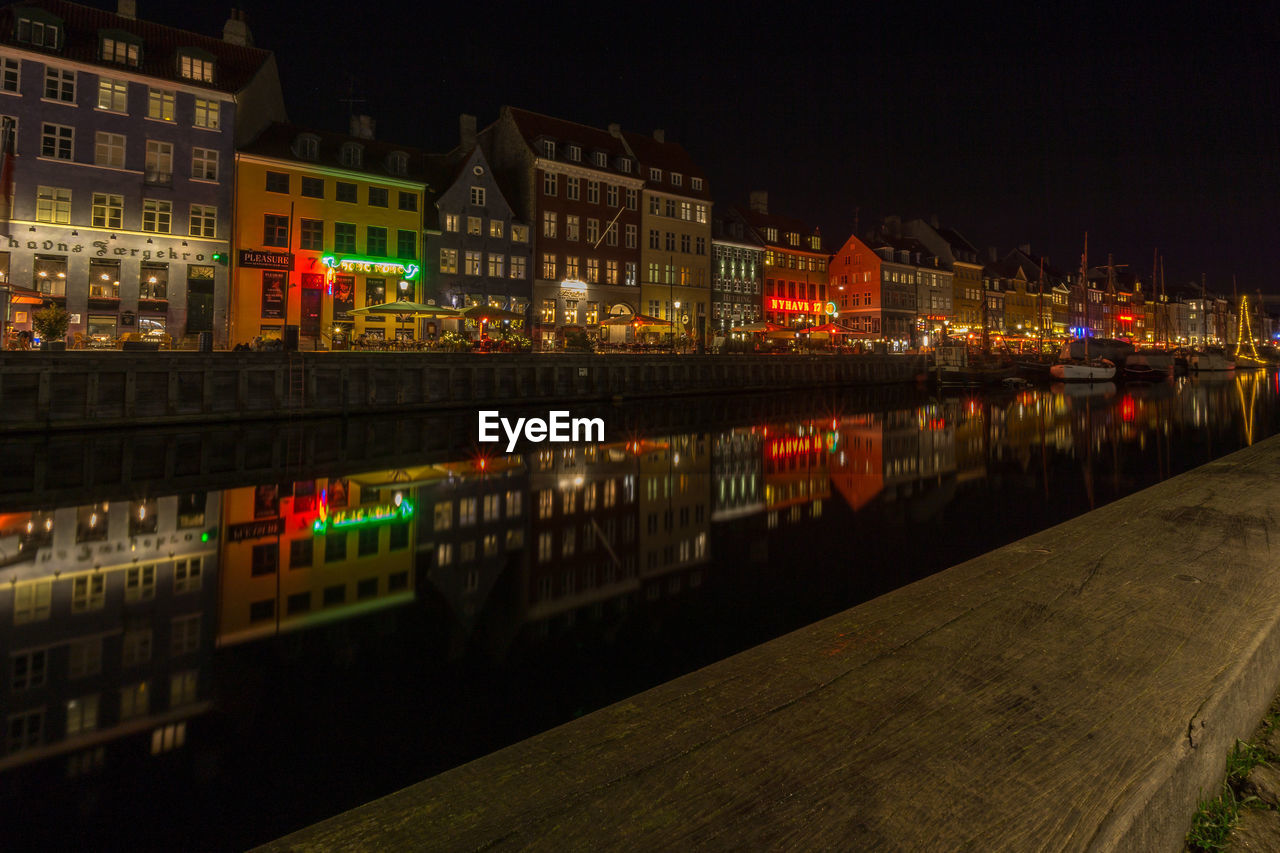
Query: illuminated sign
xmin=825 ymin=301 xmax=839 ymax=318
xmin=239 ymin=249 xmax=295 ymax=270
xmin=766 ymin=297 xmax=835 ymax=315
xmin=766 ymin=432 xmax=838 ymax=460
xmin=321 ymin=256 xmax=419 ymax=280
xmin=312 ymin=499 xmax=415 ymax=534
xmin=227 ymin=518 xmax=285 ymax=542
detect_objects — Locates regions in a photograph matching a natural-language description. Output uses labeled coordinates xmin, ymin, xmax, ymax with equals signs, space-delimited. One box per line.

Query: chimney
xmin=884 ymin=214 xmax=901 ymax=237
xmin=350 ymin=114 xmax=375 ymax=140
xmin=459 ymin=114 xmax=477 ymax=150
xmin=653 ymin=129 xmax=665 ymax=143
xmin=223 ymin=8 xmax=253 ymax=46
xmin=118 ymin=0 xmax=136 ymax=19
xmin=929 ymin=213 xmax=939 ymax=228
xmin=749 ymin=190 xmax=768 ymax=214
xmin=607 ymin=123 xmax=621 ymax=138
xmin=988 ymin=247 xmax=998 ymax=263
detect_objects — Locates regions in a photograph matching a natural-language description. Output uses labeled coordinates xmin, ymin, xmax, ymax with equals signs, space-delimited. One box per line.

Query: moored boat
xmin=1121 ymin=350 xmax=1174 ymax=380
xmin=1188 ymin=349 xmax=1235 ymax=372
xmin=1050 ymin=358 xmax=1117 ymax=382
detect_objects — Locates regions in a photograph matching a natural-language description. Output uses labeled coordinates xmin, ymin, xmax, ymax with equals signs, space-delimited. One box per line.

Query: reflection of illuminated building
xmin=526 ymin=443 xmax=640 ymax=625
xmin=711 ymin=428 xmax=764 ymax=521
xmin=216 ymin=476 xmax=415 ymax=646
xmin=419 ymin=456 xmax=529 ymax=631
xmin=762 ymin=421 xmax=833 ymax=527
xmin=637 ymin=435 xmax=711 ymax=598
xmin=829 ymin=415 xmax=885 ymax=511
xmin=0 ymin=493 xmax=219 ymax=778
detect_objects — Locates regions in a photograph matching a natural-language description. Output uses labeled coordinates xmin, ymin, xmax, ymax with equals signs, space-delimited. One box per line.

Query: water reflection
xmin=2 ymin=372 xmax=1278 ymax=849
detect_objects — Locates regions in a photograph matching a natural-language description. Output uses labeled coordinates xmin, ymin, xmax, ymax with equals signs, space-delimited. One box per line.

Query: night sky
xmin=100 ymin=1 xmax=1280 ymax=291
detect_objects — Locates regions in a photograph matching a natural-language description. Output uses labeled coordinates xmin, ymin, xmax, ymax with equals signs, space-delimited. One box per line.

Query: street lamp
xmin=673 ymin=300 xmax=681 ymax=353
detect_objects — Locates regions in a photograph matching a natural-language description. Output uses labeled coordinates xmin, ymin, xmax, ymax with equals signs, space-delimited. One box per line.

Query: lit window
xmin=101 ymin=36 xmax=139 ymax=66
xmin=179 ymin=53 xmax=214 ymax=83
xmin=97 ymin=78 xmax=127 ymax=112
xmin=147 ymin=89 xmax=175 ymax=121
xmin=193 ymin=98 xmax=220 ymax=130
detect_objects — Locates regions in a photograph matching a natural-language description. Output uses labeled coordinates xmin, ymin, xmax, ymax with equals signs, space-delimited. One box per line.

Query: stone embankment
xmin=259 ymin=434 xmax=1280 ymax=852
xmin=0 ymin=352 xmax=925 ymax=433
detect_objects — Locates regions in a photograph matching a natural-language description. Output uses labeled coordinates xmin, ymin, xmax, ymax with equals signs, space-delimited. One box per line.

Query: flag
xmin=0 ymin=116 xmax=14 ymax=237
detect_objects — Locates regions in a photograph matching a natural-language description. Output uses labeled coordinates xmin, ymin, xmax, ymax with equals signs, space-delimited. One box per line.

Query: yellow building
xmin=232 ymin=120 xmax=426 ymax=347
xmin=216 ymin=474 xmax=416 ymax=645
xmin=626 ymin=130 xmax=713 ymax=340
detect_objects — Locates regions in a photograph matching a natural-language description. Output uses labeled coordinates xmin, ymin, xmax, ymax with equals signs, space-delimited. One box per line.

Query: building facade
xmin=710 ymin=208 xmax=763 ymax=335
xmin=0 ymin=0 xmax=284 ymax=347
xmin=232 ymin=120 xmax=426 ymax=347
xmin=740 ymin=192 xmax=829 ymax=330
xmin=480 ymin=107 xmax=644 ymax=347
xmin=423 ymin=122 xmax=532 ymax=332
xmin=627 ymin=128 xmax=712 ymax=341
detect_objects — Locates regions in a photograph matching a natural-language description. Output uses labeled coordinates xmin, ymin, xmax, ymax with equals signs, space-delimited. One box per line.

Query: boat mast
xmin=1037 ymin=256 xmax=1044 ymax=355
xmin=1081 ymin=233 xmax=1089 ymax=362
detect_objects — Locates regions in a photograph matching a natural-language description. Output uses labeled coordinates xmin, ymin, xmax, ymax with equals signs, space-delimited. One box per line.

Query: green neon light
xmin=312 ymin=500 xmax=415 ymax=534
xmin=321 ymin=255 xmax=420 ymax=280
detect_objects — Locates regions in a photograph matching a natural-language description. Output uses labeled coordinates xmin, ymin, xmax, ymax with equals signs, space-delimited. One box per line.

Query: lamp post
xmin=673 ymin=300 xmax=681 ymax=353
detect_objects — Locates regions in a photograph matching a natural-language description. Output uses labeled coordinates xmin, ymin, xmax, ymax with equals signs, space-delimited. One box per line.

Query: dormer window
xmin=594 ymin=151 xmax=607 ymax=167
xmin=99 ymin=29 xmax=140 ymax=66
xmin=619 ymin=159 xmax=631 ymax=173
xmin=567 ymin=144 xmax=581 ymax=162
xmin=649 ymin=167 xmax=661 ymax=181
xmin=340 ymin=142 xmax=363 ymax=168
xmin=787 ymin=232 xmax=800 ymax=247
xmin=387 ymin=151 xmax=408 ymax=175
xmin=671 ymin=173 xmax=683 ymax=187
xmin=809 ymin=236 xmax=821 ymax=251
xmin=178 ymin=49 xmax=215 ymax=83
xmin=691 ymin=177 xmax=703 ymax=191
xmin=764 ymin=227 xmax=778 ymax=242
xmin=16 ymin=9 xmax=62 ymax=50
xmin=541 ymin=139 xmax=555 ymax=158
xmin=294 ymin=133 xmax=319 ymax=160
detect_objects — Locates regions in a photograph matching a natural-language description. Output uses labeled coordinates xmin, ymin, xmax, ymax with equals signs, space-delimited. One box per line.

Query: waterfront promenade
xmin=0 ymin=351 xmax=925 ymax=433
xmin=259 ymin=433 xmax=1280 ymax=852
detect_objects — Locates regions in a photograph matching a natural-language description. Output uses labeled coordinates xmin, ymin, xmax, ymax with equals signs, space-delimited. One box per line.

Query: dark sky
xmin=111 ymin=1 xmax=1280 ymax=292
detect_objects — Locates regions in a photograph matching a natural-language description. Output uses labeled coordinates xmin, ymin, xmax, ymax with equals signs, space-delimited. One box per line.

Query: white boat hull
xmin=1050 ymin=360 xmax=1116 ymax=382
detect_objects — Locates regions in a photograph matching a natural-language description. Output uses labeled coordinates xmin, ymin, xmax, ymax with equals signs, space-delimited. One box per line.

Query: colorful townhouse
xmin=231 ymin=119 xmax=427 ymax=347
xmin=0 ymin=0 xmax=284 ymax=347
xmin=738 ymin=191 xmax=829 ymax=330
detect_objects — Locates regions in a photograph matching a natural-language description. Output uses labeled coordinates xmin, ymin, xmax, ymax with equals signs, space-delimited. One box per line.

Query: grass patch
xmin=1186 ymin=740 xmax=1272 ymax=852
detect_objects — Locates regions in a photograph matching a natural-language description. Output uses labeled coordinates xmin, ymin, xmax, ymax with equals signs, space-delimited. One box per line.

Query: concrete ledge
xmin=259 ymin=435 xmax=1280 ymax=852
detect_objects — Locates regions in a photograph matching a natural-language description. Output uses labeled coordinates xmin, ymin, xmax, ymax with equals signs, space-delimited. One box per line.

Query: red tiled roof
xmin=238 ymin=122 xmax=431 ymax=183
xmin=506 ymin=107 xmax=635 ymax=176
xmin=0 ymin=0 xmax=274 ymax=93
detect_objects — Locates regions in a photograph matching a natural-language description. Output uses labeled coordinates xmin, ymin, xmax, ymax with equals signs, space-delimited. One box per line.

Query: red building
xmin=736 ymin=192 xmax=830 ymax=329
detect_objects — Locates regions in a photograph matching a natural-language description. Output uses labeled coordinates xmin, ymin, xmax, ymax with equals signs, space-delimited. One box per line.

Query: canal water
xmin=1 ymin=372 xmax=1278 ymax=850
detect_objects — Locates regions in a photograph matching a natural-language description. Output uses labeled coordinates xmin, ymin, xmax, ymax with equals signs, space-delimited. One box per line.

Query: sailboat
xmin=1051 ymin=235 xmax=1117 ymax=382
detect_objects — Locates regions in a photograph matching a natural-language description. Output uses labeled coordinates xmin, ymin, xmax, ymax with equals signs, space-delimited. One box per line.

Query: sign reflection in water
xmin=0 ymin=373 xmax=1277 ymax=850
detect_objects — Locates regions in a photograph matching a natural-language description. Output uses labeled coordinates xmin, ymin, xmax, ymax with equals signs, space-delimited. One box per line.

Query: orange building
xmin=737 ymin=192 xmax=830 ymax=329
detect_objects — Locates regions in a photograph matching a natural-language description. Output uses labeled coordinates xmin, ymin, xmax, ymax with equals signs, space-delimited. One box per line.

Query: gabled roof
xmin=712 ymin=207 xmax=765 ymax=246
xmin=620 ymin=130 xmax=710 ymax=200
xmin=238 ymin=122 xmax=430 ymax=183
xmin=1003 ymin=247 xmax=1069 ymax=284
xmin=866 ymin=231 xmax=939 ymax=266
xmin=0 ymin=0 xmax=274 ymax=94
xmin=505 ymin=107 xmax=635 ymax=177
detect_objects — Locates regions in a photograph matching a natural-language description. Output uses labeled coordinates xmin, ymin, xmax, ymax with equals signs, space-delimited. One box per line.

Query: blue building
xmin=0 ymin=0 xmax=285 ymax=347
xmin=424 ymin=115 xmax=533 ymax=333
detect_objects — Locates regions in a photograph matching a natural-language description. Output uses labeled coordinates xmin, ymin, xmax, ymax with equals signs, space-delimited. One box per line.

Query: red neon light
xmin=766 ymin=296 xmax=825 ymax=314
xmin=767 ymin=435 xmax=819 ymax=460
xmin=1121 ymin=395 xmax=1135 ymax=423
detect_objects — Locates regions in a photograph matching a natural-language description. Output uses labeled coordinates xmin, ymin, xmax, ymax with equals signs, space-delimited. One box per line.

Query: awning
xmin=5 ymin=286 xmax=42 ymax=305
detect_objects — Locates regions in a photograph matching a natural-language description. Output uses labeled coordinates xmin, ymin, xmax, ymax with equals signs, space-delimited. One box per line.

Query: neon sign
xmin=322 ymin=256 xmax=419 ymax=280
xmin=766 ymin=297 xmax=835 ymax=315
xmin=312 ymin=499 xmax=415 ymax=534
